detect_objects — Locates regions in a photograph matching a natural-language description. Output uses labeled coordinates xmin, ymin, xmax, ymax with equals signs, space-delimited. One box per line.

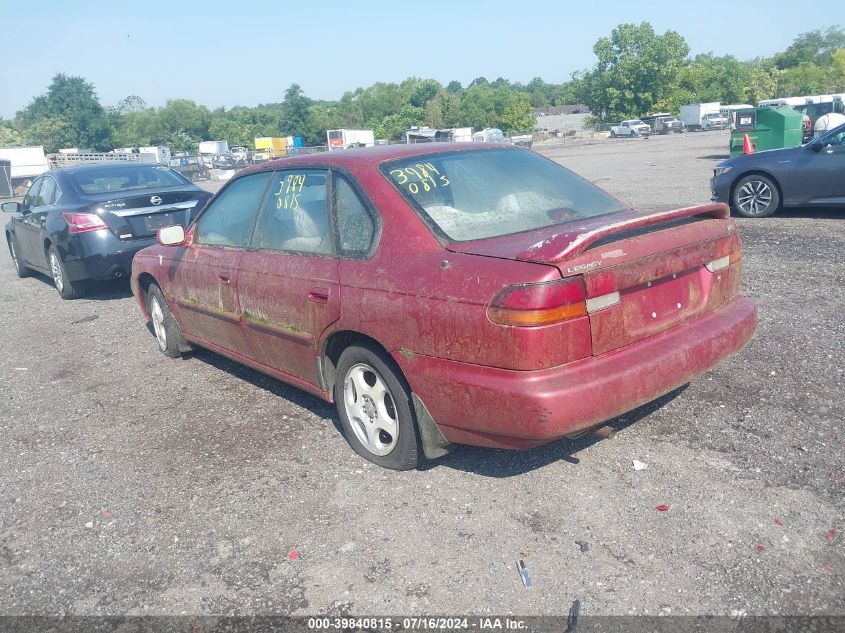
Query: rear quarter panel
xmin=325 ymin=162 xmax=592 ymax=371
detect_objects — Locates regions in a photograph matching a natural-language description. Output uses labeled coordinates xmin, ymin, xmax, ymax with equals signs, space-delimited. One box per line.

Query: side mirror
xmin=1 ymin=201 xmax=22 ymax=213
xmin=157 ymin=224 xmax=186 ymax=246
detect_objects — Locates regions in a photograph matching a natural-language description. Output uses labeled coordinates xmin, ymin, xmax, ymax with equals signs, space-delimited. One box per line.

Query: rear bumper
xmin=394 ymin=298 xmax=757 ymax=449
xmin=61 ymin=231 xmax=155 ymax=282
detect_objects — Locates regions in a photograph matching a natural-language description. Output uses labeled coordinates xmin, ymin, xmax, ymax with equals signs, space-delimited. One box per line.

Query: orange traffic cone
xmin=742 ymin=133 xmax=754 ymax=154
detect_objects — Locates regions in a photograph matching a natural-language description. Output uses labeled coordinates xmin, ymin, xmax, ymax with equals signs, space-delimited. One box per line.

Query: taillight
xmin=63 ymin=212 xmax=108 ymax=234
xmin=488 ymin=278 xmax=587 ymax=326
xmin=707 ymin=233 xmax=742 ymax=272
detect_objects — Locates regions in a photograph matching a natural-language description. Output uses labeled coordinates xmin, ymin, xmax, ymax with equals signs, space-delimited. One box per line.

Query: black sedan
xmin=3 ymin=162 xmax=211 ymax=298
xmin=711 ymin=122 xmax=845 ymax=218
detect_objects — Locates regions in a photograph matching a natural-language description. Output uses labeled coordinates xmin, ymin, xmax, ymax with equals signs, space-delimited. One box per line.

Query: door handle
xmin=218 ymin=274 xmax=231 ymax=284
xmin=307 ymin=288 xmax=329 ymax=303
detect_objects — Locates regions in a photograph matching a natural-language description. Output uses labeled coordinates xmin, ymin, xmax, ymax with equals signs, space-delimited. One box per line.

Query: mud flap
xmin=412 ymin=393 xmax=454 ymax=460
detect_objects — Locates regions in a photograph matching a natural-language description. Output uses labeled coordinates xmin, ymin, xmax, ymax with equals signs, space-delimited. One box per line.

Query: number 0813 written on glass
xmin=390 ymin=163 xmax=450 ymax=194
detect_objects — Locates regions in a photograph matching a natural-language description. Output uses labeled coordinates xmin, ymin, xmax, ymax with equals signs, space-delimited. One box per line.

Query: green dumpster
xmin=729 ymin=106 xmax=803 ymax=157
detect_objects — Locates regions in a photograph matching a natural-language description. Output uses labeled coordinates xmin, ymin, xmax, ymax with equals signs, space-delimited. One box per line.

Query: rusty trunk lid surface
xmin=447 ymin=203 xmax=743 ymax=355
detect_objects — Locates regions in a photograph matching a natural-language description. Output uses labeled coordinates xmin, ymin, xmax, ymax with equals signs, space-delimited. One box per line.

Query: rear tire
xmin=148 ymin=284 xmax=189 ymax=358
xmin=47 ymin=245 xmax=87 ymax=299
xmin=732 ymin=174 xmax=781 ymax=218
xmin=7 ymin=235 xmax=31 ymax=278
xmin=334 ymin=343 xmax=422 ymax=470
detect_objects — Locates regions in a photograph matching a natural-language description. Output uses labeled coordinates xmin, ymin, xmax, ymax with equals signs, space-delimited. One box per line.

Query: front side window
xmin=194 ymin=172 xmax=272 ymax=247
xmin=821 ymin=126 xmax=845 ymax=147
xmin=382 ymin=149 xmax=626 ymax=242
xmin=334 ymin=174 xmax=375 ymax=254
xmin=251 ymin=170 xmax=331 ymax=254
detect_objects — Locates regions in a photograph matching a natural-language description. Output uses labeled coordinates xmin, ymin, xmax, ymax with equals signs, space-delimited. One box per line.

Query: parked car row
xmin=609 ymin=114 xmax=687 ymax=138
xmin=4 ymin=144 xmax=759 ymax=470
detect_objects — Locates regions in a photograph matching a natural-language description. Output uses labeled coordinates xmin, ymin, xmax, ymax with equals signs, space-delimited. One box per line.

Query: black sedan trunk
xmin=88 ymin=188 xmax=211 ymax=240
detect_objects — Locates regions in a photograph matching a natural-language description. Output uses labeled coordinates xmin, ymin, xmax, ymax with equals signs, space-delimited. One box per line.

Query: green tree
xmin=157 ymin=99 xmax=211 ymax=140
xmin=0 ymin=119 xmax=23 ymax=146
xmin=115 ymin=95 xmax=147 ymax=114
xmin=409 ymin=79 xmax=440 ymax=108
xmin=577 ymin=22 xmax=690 ymax=120
xmin=23 ymin=117 xmax=77 ymax=153
xmin=280 ymin=83 xmax=315 ymax=140
xmin=773 ymin=26 xmax=845 ymax=69
xmin=497 ymin=92 xmax=535 ymax=133
xmin=16 ymin=74 xmax=111 ymax=149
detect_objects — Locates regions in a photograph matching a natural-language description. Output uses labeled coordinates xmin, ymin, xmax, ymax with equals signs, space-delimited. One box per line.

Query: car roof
xmin=238 ymin=142 xmax=518 ymax=176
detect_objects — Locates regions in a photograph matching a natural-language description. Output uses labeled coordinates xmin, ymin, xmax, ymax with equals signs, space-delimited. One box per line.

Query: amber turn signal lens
xmin=488 ymin=302 xmax=587 ymax=326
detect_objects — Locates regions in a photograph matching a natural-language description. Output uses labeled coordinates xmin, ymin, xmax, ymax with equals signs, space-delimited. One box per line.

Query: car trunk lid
xmin=448 ymin=204 xmax=743 ymax=355
xmin=90 ymin=188 xmax=210 ymax=239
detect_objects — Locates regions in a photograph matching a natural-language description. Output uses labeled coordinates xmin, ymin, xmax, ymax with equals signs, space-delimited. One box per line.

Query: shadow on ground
xmin=158 ymin=332 xmax=689 ymax=477
xmin=26 ymin=272 xmax=133 ymax=301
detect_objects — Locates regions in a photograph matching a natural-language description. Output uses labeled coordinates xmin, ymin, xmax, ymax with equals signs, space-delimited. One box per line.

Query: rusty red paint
xmin=655 ymin=505 xmax=670 ymax=512
xmin=824 ymin=529 xmax=838 ymax=542
xmin=130 ymin=144 xmax=757 ymax=454
xmin=774 ymin=517 xmax=784 ymax=527
xmin=755 ymin=544 xmax=766 ymax=554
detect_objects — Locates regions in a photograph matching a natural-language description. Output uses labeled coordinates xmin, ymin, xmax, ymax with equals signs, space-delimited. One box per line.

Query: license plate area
xmin=589 ymin=268 xmax=706 ymax=355
xmin=143 ymin=212 xmax=176 ymax=232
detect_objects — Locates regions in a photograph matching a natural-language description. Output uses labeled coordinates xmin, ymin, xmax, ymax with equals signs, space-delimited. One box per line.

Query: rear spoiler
xmin=551 ymin=203 xmax=729 ymax=262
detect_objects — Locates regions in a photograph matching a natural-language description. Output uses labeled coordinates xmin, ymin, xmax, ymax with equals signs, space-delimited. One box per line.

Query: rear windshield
xmin=73 ymin=164 xmax=189 ymax=194
xmin=382 ymin=148 xmax=626 ymax=242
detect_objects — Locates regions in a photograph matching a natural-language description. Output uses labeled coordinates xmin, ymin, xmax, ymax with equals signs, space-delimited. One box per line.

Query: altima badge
xmin=150 ymin=196 xmax=162 ymax=205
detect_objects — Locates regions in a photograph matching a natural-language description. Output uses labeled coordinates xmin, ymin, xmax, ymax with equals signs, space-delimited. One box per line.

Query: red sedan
xmin=131 ymin=144 xmax=756 ymax=470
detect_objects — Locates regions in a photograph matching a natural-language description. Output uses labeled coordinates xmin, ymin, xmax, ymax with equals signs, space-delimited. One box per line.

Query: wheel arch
xmin=320 ymin=329 xmax=396 ymax=400
xmin=135 ymin=272 xmax=159 ymax=318
xmin=320 ymin=328 xmax=453 ymax=461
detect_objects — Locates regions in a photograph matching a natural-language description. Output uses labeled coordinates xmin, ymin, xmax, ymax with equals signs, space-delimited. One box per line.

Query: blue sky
xmin=0 ymin=0 xmax=839 ymax=117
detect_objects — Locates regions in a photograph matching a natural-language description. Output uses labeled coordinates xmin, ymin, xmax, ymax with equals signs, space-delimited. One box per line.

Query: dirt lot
xmin=1 ymin=131 xmax=842 ymax=617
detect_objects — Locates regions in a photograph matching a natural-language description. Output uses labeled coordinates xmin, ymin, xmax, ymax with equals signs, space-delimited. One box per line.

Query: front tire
xmin=7 ymin=235 xmax=31 ymax=278
xmin=732 ymin=174 xmax=781 ymax=218
xmin=610 ymin=130 xmax=616 ymax=138
xmin=334 ymin=344 xmax=422 ymax=470
xmin=147 ymin=284 xmax=190 ymax=358
xmin=47 ymin=245 xmax=87 ymax=299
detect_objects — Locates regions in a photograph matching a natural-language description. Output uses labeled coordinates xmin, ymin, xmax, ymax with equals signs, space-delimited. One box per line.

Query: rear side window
xmin=194 ymin=172 xmax=272 ymax=247
xmin=251 ymin=170 xmax=331 ymax=254
xmin=39 ymin=177 xmax=60 ymax=206
xmin=382 ymin=149 xmax=626 ymax=242
xmin=23 ymin=179 xmax=43 ymax=210
xmin=334 ymin=175 xmax=374 ymax=254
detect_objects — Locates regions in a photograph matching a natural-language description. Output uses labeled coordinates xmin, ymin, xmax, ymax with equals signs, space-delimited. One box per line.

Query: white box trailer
xmin=199 ymin=140 xmax=229 ymax=156
xmin=0 ymin=146 xmax=49 ymax=180
xmin=327 ymin=129 xmax=375 ymax=150
xmin=680 ymin=103 xmax=722 ymax=130
xmin=140 ymin=146 xmax=172 ymax=165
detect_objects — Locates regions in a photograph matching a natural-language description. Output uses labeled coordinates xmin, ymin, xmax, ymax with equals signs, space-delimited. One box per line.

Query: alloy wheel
xmin=9 ymin=241 xmax=19 ymax=270
xmin=343 ymin=363 xmax=399 ymax=456
xmin=49 ymin=251 xmax=64 ymax=293
xmin=736 ymin=180 xmax=773 ymax=216
xmin=150 ymin=295 xmax=168 ymax=351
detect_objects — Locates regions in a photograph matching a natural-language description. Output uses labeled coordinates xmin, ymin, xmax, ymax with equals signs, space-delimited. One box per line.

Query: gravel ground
xmin=0 ymin=131 xmax=842 ymax=617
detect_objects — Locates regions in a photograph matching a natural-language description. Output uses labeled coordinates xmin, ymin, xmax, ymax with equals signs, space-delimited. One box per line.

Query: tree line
xmin=1 ymin=23 xmax=842 ymax=154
